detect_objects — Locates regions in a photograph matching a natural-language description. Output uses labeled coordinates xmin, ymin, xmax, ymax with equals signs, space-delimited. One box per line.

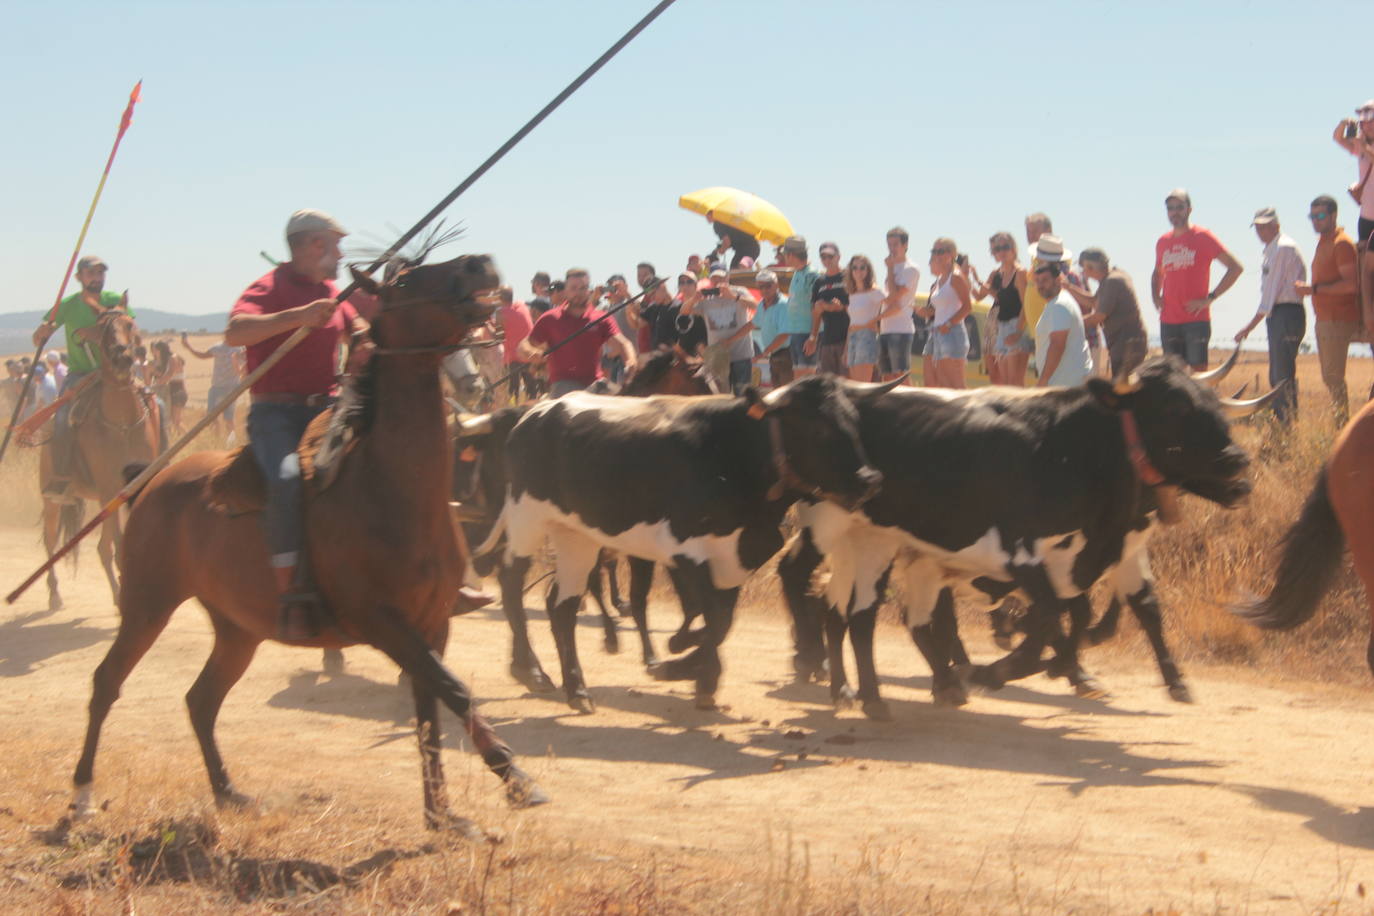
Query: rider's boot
xmin=43 ymin=424 xmax=76 ymax=500
xmin=274 ymin=563 xmax=327 ymax=641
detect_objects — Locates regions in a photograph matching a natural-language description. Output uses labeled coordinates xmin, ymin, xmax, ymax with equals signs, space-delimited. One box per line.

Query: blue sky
xmin=2 ymin=0 xmax=1369 ymax=346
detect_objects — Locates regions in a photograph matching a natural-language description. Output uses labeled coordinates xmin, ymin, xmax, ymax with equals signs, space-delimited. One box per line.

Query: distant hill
xmin=0 ymin=309 xmax=226 ymax=358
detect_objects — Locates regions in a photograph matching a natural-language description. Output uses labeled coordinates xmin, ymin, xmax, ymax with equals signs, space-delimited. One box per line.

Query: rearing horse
xmin=70 ymin=254 xmax=546 ymax=832
xmin=39 ymin=307 xmax=159 ymax=608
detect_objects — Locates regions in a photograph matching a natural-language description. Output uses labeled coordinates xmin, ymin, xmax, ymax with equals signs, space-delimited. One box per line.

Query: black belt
xmin=1271 ymin=302 xmax=1303 ymax=309
xmin=251 ymin=392 xmax=335 ymax=407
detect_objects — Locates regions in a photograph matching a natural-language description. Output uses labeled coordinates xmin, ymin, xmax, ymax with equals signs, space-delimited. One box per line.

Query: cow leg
xmin=649 ymin=561 xmax=716 ymax=693
xmin=899 ymin=559 xmax=967 ymax=707
xmin=1086 ymin=597 xmax=1123 ymax=646
xmin=938 ymin=596 xmax=971 ymax=668
xmin=626 ymin=557 xmax=659 ymax=667
xmin=1126 ymin=583 xmax=1190 ymax=702
xmin=362 ymin=606 xmax=547 ymax=811
xmin=849 ymin=564 xmax=894 ymax=721
xmin=585 ymin=556 xmax=620 ymax=656
xmin=692 ymin=584 xmax=740 ymax=710
xmin=499 ymin=556 xmax=554 ymax=693
xmin=666 ymin=563 xmax=706 ymax=654
xmin=546 ymin=533 xmax=601 ymax=713
xmin=778 ymin=529 xmax=828 ymax=683
xmin=1044 ymin=595 xmax=1107 ymax=699
xmin=605 ymin=555 xmax=629 ymax=615
xmin=824 ymin=601 xmax=853 ymax=709
xmin=185 ymin=610 xmax=260 ymax=808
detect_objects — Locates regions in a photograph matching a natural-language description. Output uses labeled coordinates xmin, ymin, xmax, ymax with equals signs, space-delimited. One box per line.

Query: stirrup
xmin=277 ymin=589 xmax=327 ymax=641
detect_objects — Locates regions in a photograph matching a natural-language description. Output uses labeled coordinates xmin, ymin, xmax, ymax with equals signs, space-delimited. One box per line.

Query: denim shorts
xmin=923 ymin=321 xmax=970 ymax=360
xmin=789 ymin=333 xmax=818 ymax=368
xmin=879 ymin=333 xmax=913 ymax=374
xmin=992 ymin=318 xmax=1034 ymax=356
xmin=1160 ymin=320 xmax=1210 ymax=367
xmin=847 ymin=328 xmax=879 ymax=365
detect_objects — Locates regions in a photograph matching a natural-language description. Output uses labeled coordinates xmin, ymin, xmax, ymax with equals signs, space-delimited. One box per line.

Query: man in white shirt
xmin=878 ymin=226 xmax=920 ymax=383
xmin=1234 ymin=207 xmax=1307 ymax=425
xmin=1032 ymin=258 xmax=1093 ymax=388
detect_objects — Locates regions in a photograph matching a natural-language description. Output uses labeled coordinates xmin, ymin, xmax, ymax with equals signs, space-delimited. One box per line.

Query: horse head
xmin=352 ymin=254 xmax=501 ymax=354
xmin=94 ymin=305 xmax=140 ymax=384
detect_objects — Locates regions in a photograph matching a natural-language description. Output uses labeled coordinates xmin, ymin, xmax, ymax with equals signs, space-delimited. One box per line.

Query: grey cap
xmin=285 ymin=208 xmax=347 ymax=238
xmin=756 ymin=269 xmax=778 ymax=284
xmin=781 ymin=235 xmax=807 ymax=254
xmin=1251 ymin=206 xmax=1278 ymax=226
xmin=1165 ymin=187 xmax=1191 ymax=205
xmin=76 ymin=255 xmax=107 ymax=271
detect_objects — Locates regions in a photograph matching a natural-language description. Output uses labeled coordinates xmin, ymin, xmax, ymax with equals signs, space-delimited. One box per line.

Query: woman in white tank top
xmin=918 ymin=237 xmax=972 ymax=388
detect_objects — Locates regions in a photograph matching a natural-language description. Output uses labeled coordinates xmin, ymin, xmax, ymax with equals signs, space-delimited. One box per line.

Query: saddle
xmin=204 ymin=397 xmax=360 ymax=515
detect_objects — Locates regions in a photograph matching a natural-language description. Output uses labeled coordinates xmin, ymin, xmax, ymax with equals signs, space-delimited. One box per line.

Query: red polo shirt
xmin=499 ymin=301 xmax=534 ymax=365
xmin=230 ymin=265 xmax=358 ymax=396
xmin=527 ymin=305 xmax=614 ymax=384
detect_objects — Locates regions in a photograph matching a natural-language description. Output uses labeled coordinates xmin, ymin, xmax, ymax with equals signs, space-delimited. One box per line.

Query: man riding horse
xmin=223 ymin=210 xmax=374 ymax=640
xmin=32 ymin=255 xmax=132 ymax=500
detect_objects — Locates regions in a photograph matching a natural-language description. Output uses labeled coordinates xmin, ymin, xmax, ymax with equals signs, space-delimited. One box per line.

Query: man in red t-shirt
xmin=225 ymin=209 xmax=372 ymax=638
xmin=1150 ymin=189 xmax=1244 ymax=370
xmin=495 ymin=286 xmax=535 ymax=402
xmin=519 ymin=268 xmax=636 ymax=397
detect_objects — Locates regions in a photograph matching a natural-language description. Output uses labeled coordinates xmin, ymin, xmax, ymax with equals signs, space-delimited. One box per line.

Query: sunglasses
xmin=820 ymin=251 xmax=839 ymax=259
xmin=852 ymin=265 xmax=869 ymax=271
xmin=930 ymin=248 xmax=951 ymax=256
xmin=1166 ymin=203 xmax=1188 ymax=211
xmin=1033 ymin=266 xmax=1057 ymax=276
xmin=991 ymin=244 xmax=1011 ymax=253
xmin=1309 ymin=212 xmax=1331 ymax=221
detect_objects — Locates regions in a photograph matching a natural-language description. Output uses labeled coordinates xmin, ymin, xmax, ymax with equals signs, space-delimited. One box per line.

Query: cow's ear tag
xmin=459 ymin=445 xmax=478 ymax=462
xmin=747 ymin=403 xmax=767 ymax=420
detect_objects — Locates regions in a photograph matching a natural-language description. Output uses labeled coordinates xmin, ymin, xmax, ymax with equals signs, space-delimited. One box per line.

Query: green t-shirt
xmin=53 ymin=291 xmax=133 ymax=374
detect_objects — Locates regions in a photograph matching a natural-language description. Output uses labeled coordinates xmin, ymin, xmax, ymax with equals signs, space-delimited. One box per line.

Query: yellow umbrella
xmin=678 ymin=186 xmax=794 ymax=246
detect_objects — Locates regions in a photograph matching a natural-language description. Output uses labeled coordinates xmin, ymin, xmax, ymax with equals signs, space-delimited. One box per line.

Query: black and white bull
xmin=778 ymin=357 xmax=1275 ymax=720
xmin=485 ymin=375 xmax=895 ymax=712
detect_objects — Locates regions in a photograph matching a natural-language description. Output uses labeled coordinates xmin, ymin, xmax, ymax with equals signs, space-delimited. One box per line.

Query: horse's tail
xmin=61 ymin=500 xmax=86 ymax=572
xmin=122 ymin=462 xmax=152 ymax=504
xmin=1236 ymin=468 xmax=1345 ymax=630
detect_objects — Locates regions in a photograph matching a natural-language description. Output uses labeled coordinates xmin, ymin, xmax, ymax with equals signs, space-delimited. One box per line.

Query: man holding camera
xmin=1333 ymin=101 xmax=1374 ymax=340
xmin=520 ymin=268 xmax=636 ymax=398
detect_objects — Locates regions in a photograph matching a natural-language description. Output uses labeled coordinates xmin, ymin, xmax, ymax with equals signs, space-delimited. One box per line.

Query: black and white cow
xmin=485 ymin=375 xmax=896 ymax=712
xmin=777 ymin=357 xmax=1275 ymax=720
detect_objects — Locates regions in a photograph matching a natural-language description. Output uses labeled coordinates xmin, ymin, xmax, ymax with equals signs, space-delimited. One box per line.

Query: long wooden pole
xmin=0 ymin=81 xmax=142 ymax=465
xmin=6 ymin=0 xmax=679 ymax=605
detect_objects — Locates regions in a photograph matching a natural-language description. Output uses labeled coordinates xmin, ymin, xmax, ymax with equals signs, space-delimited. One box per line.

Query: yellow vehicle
xmin=725 ymin=267 xmax=1001 ymax=387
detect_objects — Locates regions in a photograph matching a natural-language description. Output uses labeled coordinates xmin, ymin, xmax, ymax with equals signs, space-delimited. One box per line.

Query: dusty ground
xmin=3 ymin=520 xmax=1374 ymax=914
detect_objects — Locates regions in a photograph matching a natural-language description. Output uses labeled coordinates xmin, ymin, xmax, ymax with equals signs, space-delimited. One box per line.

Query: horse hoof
xmin=1167 ymin=682 xmax=1194 ymax=704
xmin=426 ymin=812 xmax=485 ymax=839
xmin=214 ymin=789 xmax=255 ymax=810
xmin=506 ymin=771 xmax=551 ymax=809
xmin=667 ymin=631 xmax=692 ymax=654
xmin=862 ymin=699 xmax=893 ymax=721
xmin=932 ymin=685 xmax=969 ymax=708
xmin=694 ymin=692 xmax=718 ymax=711
xmin=511 ymin=664 xmax=557 ymax=694
xmin=603 ymin=632 xmax=621 ymax=655
xmin=1073 ymin=678 xmax=1109 ymax=700
xmin=642 ymin=653 xmax=661 ymax=670
xmin=569 ymin=694 xmax=596 ymax=715
xmin=322 ymin=649 xmax=345 ymax=676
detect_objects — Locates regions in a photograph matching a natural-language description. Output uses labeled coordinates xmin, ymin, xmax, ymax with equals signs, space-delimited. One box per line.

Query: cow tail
xmin=473 ymin=507 xmax=507 ymax=560
xmin=1237 ymin=469 xmax=1344 ymax=631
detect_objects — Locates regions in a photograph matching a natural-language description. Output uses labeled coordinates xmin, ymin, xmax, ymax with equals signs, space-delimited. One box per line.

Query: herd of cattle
xmin=449 ymin=350 xmax=1278 ymax=717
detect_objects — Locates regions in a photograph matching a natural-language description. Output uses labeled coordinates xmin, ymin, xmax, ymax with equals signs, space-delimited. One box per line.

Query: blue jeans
xmin=248 ymin=402 xmax=326 ymax=568
xmin=880 ymin=332 xmax=914 ymax=375
xmin=51 ymin=369 xmax=92 ymax=478
xmin=788 ymin=333 xmax=818 ymax=368
xmin=1266 ymin=303 xmax=1304 ymax=426
xmin=1161 ymin=320 xmax=1211 ymax=367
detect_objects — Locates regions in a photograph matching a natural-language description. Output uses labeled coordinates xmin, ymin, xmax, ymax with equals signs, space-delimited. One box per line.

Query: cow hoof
xmin=1168 ymin=682 xmax=1194 ymax=704
xmin=694 ymin=692 xmax=718 ymax=711
xmin=832 ymin=685 xmax=857 ymax=711
xmin=862 ymin=699 xmax=893 ymax=721
xmin=511 ymin=664 xmax=557 ymax=694
xmin=667 ymin=631 xmax=693 ymax=654
xmin=932 ymin=685 xmax=969 ymax=708
xmin=614 ymin=599 xmax=631 ymax=617
xmin=967 ymin=666 xmax=1003 ymax=693
xmin=603 ymin=631 xmax=621 ymax=655
xmin=1073 ymin=678 xmax=1109 ymax=700
xmin=322 ymin=648 xmax=345 ymax=676
xmin=569 ymin=694 xmax=596 ymax=715
xmin=214 ymin=788 xmax=255 ymax=811
xmin=426 ymin=812 xmax=485 ymax=839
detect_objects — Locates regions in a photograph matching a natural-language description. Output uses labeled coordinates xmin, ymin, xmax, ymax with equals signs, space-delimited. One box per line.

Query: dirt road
xmin=3 ymin=520 xmax=1374 ymax=913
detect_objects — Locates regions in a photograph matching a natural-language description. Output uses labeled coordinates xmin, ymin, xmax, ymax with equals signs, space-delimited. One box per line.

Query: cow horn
xmin=1191 ymin=344 xmax=1241 ymax=387
xmin=1219 ymin=382 xmax=1287 ymax=419
xmin=456 ymin=413 xmax=495 ymax=438
xmin=1112 ymin=372 xmax=1141 ymax=395
xmin=761 ymin=381 xmax=794 ymax=407
xmin=841 ymin=378 xmax=904 ymax=398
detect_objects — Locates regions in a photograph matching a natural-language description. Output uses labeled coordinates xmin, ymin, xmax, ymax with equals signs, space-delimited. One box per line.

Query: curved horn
xmin=1220 ymin=382 xmax=1287 ymax=419
xmin=456 ymin=413 xmax=495 ymax=438
xmin=1192 ymin=344 xmax=1241 ymax=387
xmin=840 ymin=377 xmax=905 ymax=398
xmin=761 ymin=380 xmax=794 ymax=407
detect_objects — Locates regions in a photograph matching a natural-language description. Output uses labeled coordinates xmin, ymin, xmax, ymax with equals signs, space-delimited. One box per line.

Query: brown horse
xmin=39 ymin=307 xmax=159 ymax=609
xmin=71 ymin=254 xmax=546 ymax=832
xmin=1238 ymin=397 xmax=1374 ymax=674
